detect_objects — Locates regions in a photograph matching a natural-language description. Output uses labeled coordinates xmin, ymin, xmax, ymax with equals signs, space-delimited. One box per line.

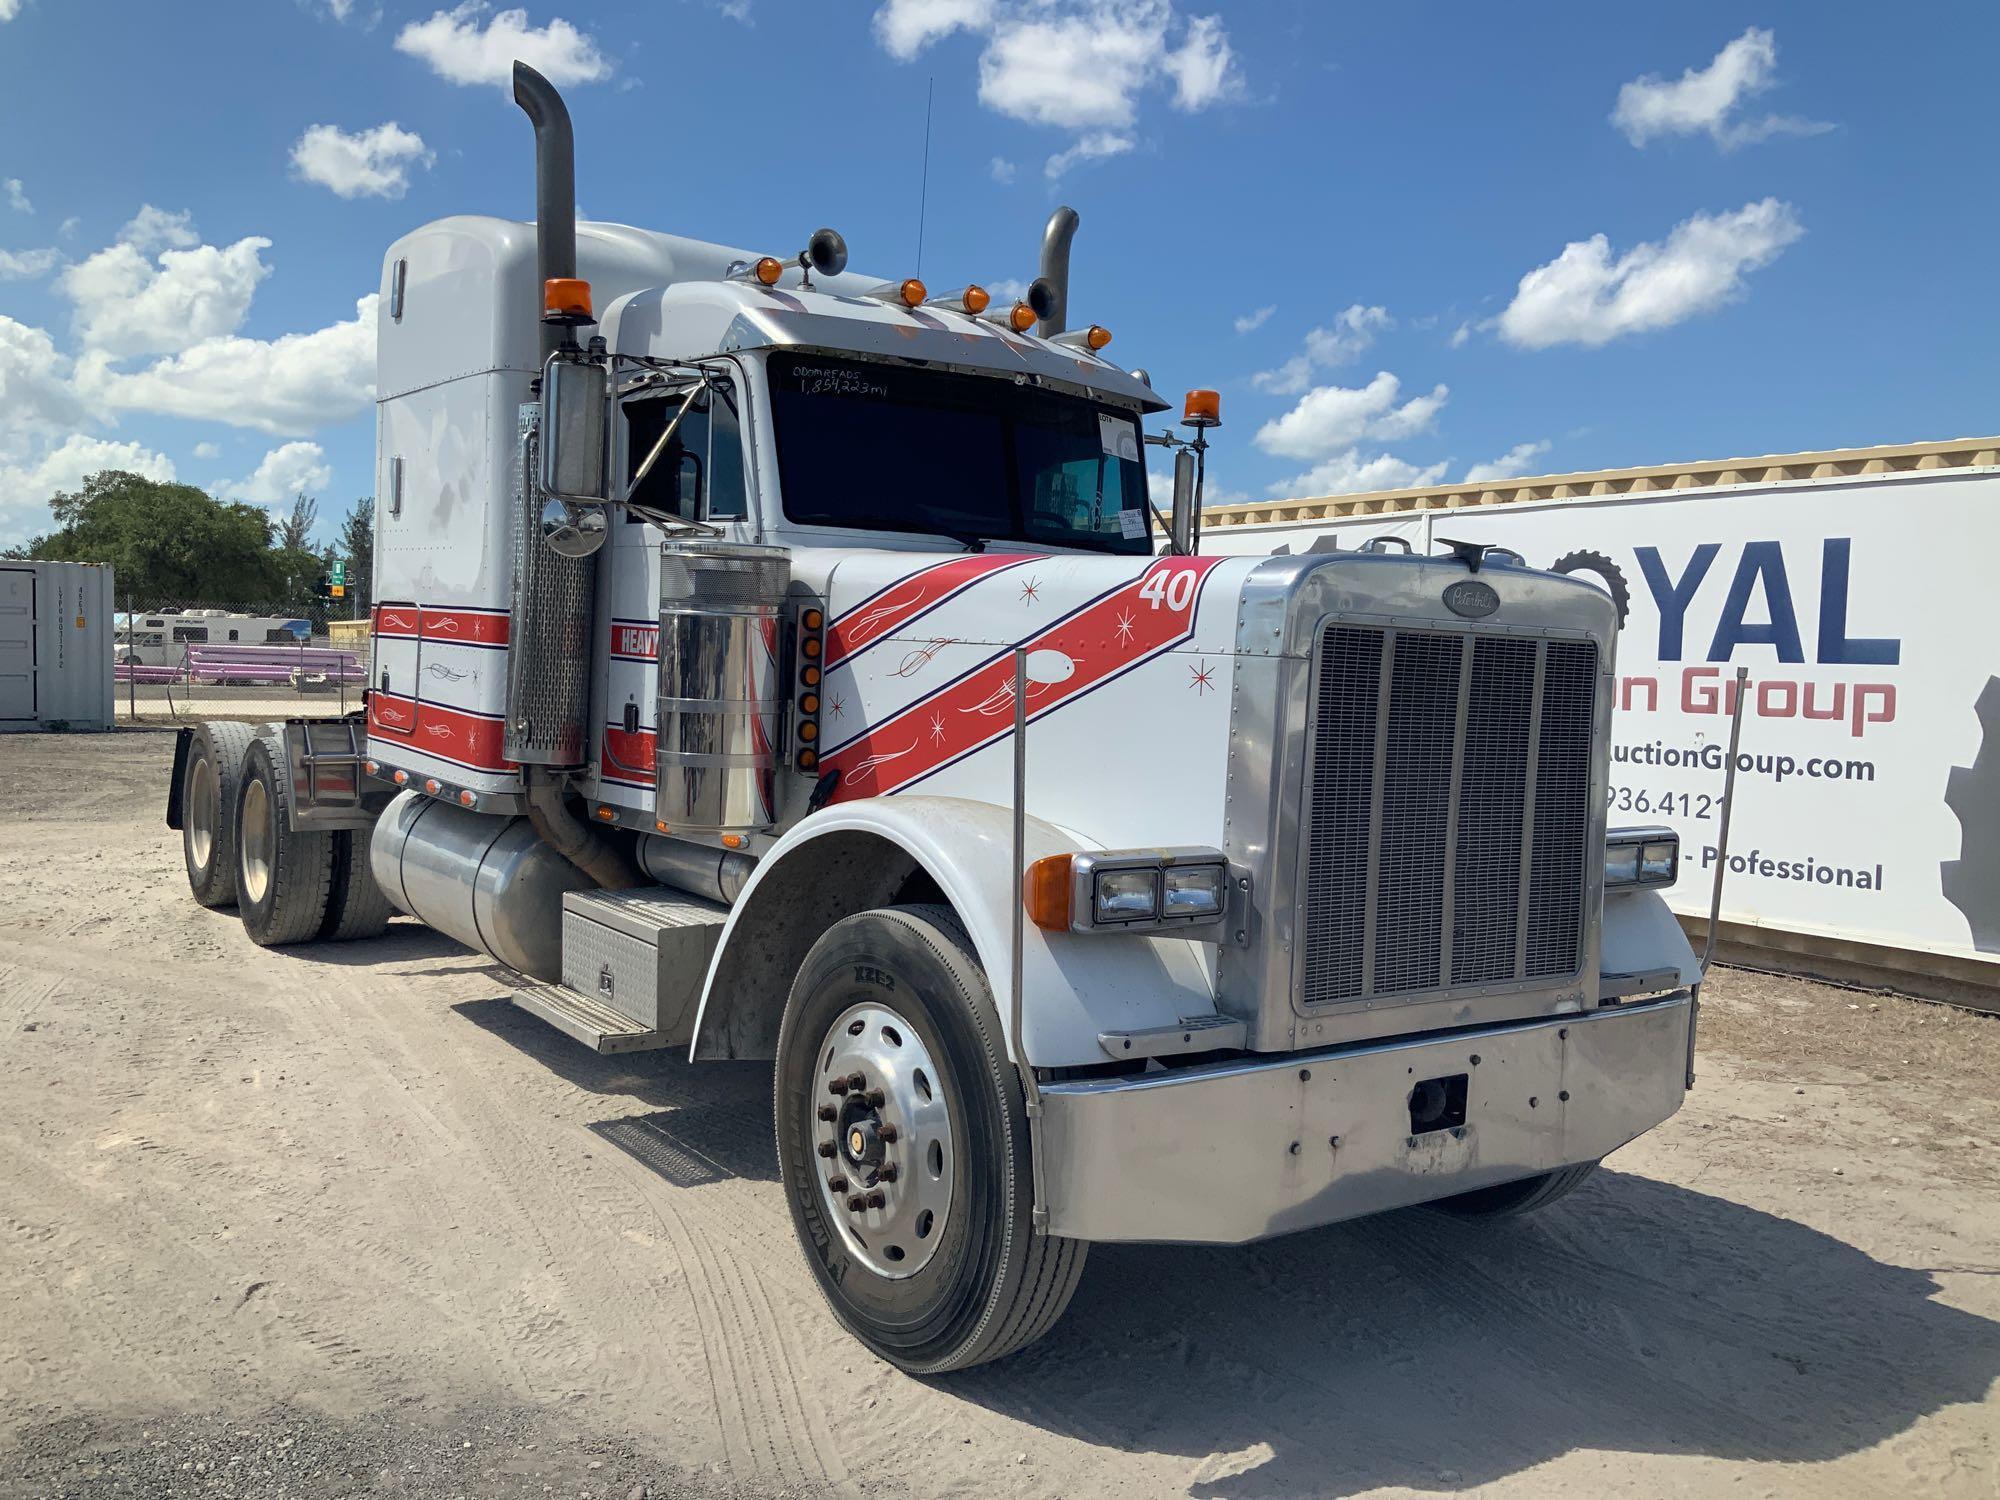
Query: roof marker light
xmin=865 ymin=278 xmax=928 ymax=308
xmin=728 ymin=256 xmax=786 ymax=287
xmin=925 ymin=284 xmax=990 ymax=315
xmin=1054 ymin=325 xmax=1113 ymax=352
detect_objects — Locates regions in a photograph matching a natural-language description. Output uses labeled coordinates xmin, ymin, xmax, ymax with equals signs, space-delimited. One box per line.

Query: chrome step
xmin=1097 ymin=1013 xmax=1247 ymax=1060
xmin=509 ymin=977 xmax=675 ymax=1055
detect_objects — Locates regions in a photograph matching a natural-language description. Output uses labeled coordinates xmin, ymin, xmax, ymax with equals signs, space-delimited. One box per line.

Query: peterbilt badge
xmin=1443 ymin=580 xmax=1500 ymax=618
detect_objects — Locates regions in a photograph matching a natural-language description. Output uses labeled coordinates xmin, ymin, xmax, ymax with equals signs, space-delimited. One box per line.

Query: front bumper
xmin=1038 ymin=992 xmax=1690 ymax=1244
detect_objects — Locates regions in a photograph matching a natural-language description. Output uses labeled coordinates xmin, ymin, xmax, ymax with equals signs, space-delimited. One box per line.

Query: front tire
xmin=1431 ymin=1161 xmax=1600 ymax=1218
xmin=235 ymin=734 xmax=334 ymax=947
xmin=775 ymin=904 xmax=1086 ymax=1373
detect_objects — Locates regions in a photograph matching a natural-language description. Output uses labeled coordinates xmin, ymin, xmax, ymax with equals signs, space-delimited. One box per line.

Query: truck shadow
xmin=451 ymin=995 xmax=780 ymax=1184
xmin=941 ymin=1169 xmax=2000 ymax=1496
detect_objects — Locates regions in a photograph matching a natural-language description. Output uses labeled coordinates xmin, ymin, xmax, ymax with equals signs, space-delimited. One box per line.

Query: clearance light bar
xmin=1024 ymin=848 xmax=1238 ymax=937
xmin=1606 ymin=826 xmax=1679 ymax=888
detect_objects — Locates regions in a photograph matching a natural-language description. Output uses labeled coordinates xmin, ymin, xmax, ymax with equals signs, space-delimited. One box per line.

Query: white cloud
xmin=1162 ymin=14 xmax=1239 ymax=111
xmin=118 ymin=204 xmax=200 ymax=252
xmin=989 ymin=156 xmax=1017 ymax=184
xmin=988 ymin=276 xmax=1029 ymax=302
xmin=0 ymin=435 xmax=178 ymax=547
xmin=395 ymin=4 xmax=610 ymax=88
xmin=216 ymin=441 xmax=333 ymax=508
xmin=291 ymin=122 xmax=434 ymax=200
xmin=1045 ymin=131 xmax=1133 ymax=179
xmin=60 ymin=236 xmax=271 ymax=357
xmin=56 ymin=216 xmax=80 ymax=239
xmin=1612 ymin=27 xmax=1830 ymax=149
xmin=1233 ymin=304 xmax=1275 ymax=335
xmin=77 ymin=293 xmax=378 ymax=436
xmin=1496 ymin=198 xmax=1803 ymax=350
xmin=874 ymin=0 xmax=992 ymax=59
xmin=1463 ymin=440 xmax=1551 ymax=484
xmin=1252 ymin=304 xmax=1391 ymax=395
xmin=193 ymin=441 xmax=221 ymax=460
xmin=1268 ymin=450 xmax=1448 ymax=499
xmin=878 ymin=2 xmax=1240 ymax=169
xmin=4 ymin=178 xmax=29 ymax=214
xmin=1448 ymin=320 xmax=1473 ymax=349
xmin=0 ymin=1 xmax=23 ymax=22
xmin=1254 ymin=370 xmax=1447 ymax=461
xmin=0 ymin=315 xmax=88 ymax=434
xmin=0 ymin=248 xmax=60 ymax=280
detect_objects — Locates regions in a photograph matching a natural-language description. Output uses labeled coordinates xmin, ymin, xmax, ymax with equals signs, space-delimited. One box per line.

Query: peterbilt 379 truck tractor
xmin=165 ymin=63 xmax=1700 ymax=1373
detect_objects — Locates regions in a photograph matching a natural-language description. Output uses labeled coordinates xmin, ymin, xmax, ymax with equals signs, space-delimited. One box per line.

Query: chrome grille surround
xmin=1218 ymin=550 xmax=1616 ymax=1052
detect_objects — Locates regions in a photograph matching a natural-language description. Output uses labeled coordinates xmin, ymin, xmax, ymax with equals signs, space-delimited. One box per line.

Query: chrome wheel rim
xmin=811 ymin=1001 xmax=954 ymax=1279
xmin=240 ymin=777 xmax=272 ymax=906
xmin=186 ymin=752 xmax=217 ymax=869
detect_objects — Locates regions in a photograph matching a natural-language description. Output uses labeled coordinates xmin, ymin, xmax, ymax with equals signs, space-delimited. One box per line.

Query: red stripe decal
xmin=374 ymin=605 xmax=417 ymax=638
xmin=370 ymin=691 xmax=514 ymax=771
xmin=420 ymin=606 xmax=510 ymax=647
xmin=820 ymin=556 xmax=1223 ymax=800
xmin=824 ymin=554 xmax=1039 ymax=669
xmin=602 ymin=724 xmax=656 ymax=784
xmin=610 ymin=620 xmax=659 ymax=660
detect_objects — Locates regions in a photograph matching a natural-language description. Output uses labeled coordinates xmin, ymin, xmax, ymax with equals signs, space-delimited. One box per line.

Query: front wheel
xmin=774 ymin=904 xmax=1086 ymax=1373
xmin=1430 ymin=1161 xmax=1600 ymax=1218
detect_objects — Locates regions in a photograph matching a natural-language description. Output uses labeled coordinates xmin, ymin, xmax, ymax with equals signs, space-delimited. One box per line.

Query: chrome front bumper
xmin=1038 ymin=993 xmax=1690 ymax=1244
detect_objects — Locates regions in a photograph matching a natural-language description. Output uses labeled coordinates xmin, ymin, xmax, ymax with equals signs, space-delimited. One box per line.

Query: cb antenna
xmin=915 ymin=76 xmax=934 ymax=277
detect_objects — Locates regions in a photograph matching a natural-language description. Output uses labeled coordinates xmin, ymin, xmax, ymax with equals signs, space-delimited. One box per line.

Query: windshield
xmin=767 ymin=353 xmax=1152 ymax=554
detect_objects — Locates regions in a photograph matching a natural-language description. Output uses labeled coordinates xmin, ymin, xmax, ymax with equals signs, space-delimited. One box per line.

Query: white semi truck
xmin=166 ymin=63 xmax=1701 ymax=1373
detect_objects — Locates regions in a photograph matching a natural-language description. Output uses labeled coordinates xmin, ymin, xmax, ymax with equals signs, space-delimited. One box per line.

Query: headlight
xmin=1162 ymin=863 xmax=1226 ymax=917
xmin=1606 ymin=827 xmax=1677 ymax=888
xmin=1093 ymin=867 xmax=1159 ymax=922
xmin=1024 ymin=848 xmax=1238 ymax=937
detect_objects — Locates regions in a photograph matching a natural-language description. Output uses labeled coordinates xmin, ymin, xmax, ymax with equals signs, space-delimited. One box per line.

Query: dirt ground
xmin=2 ymin=729 xmax=1996 ymax=1500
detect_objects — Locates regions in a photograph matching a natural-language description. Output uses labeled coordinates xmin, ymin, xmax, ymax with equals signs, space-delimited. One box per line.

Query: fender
xmin=1602 ymin=885 xmax=1702 ymax=988
xmin=688 ymin=794 xmax=1219 ymax=1067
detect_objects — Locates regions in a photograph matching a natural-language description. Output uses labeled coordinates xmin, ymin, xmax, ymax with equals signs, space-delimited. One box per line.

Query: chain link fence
xmin=115 ymin=597 xmax=370 ymax=724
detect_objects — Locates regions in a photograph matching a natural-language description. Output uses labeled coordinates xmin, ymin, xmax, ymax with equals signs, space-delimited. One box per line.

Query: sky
xmin=1 ymin=0 xmax=1995 ymax=550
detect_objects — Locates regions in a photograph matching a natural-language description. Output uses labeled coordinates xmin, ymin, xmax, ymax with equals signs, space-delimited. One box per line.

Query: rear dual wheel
xmin=775 ymin=905 xmax=1086 ymax=1374
xmin=235 ymin=734 xmax=335 ymax=947
xmin=181 ymin=721 xmax=258 ymax=908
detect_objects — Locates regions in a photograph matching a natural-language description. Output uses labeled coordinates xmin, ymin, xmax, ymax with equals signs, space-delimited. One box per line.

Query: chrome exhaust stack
xmin=1037 ymin=205 xmax=1079 ymax=337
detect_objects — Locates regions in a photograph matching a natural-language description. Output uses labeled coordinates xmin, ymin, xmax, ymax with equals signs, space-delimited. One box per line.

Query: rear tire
xmin=235 ymin=734 xmax=334 ymax=947
xmin=1431 ymin=1161 xmax=1600 ymax=1219
xmin=182 ymin=721 xmax=257 ymax=908
xmin=319 ymin=828 xmax=394 ymax=941
xmin=775 ymin=904 xmax=1086 ymax=1373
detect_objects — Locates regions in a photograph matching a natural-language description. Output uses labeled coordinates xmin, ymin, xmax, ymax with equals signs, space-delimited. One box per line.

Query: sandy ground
xmin=1 ymin=729 xmax=1997 ymax=1500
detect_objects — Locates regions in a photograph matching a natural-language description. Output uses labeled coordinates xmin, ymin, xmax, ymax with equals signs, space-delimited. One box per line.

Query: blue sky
xmin=1 ymin=0 xmax=1994 ymax=549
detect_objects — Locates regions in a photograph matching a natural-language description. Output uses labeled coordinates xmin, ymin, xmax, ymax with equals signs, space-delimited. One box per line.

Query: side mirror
xmin=540 ymin=497 xmax=608 ymax=558
xmin=1169 ymin=448 xmax=1197 ymax=555
xmin=540 ymin=355 xmax=609 ymax=502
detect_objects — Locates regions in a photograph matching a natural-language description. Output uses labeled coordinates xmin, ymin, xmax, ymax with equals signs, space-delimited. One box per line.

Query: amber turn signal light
xmin=1023 ymin=854 xmax=1074 ymax=932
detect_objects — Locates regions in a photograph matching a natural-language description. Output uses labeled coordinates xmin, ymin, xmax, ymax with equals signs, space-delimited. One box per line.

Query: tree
xmin=24 ymin=471 xmax=284 ymax=602
xmin=278 ymin=491 xmax=319 ymax=552
xmin=339 ymin=496 xmax=374 ymax=615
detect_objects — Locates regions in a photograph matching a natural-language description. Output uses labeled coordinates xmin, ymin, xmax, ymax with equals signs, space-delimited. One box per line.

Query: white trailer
xmin=1 ymin=560 xmax=115 ymax=733
xmin=164 ymin=63 xmax=1699 ymax=1371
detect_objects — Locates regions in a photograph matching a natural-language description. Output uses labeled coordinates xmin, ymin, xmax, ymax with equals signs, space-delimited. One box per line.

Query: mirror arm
xmin=629 ymin=379 xmax=708 ymax=493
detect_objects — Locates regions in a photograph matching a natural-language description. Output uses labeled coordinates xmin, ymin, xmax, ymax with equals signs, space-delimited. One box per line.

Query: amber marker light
xmin=458 ymin=790 xmax=478 ymax=808
xmin=802 ymin=636 xmax=822 ymax=659
xmin=543 ymin=277 xmax=593 ymax=320
xmin=800 ymin=693 xmax=820 ymax=714
xmin=392 ymin=769 xmax=409 ymax=785
xmin=963 ymin=284 xmax=990 ymax=314
xmin=424 ymin=778 xmax=441 ymax=795
xmin=802 ymin=607 xmax=824 ymax=631
xmin=721 ymin=834 xmax=746 ymax=850
xmin=1183 ymin=388 xmax=1222 ymax=428
xmin=1086 ymin=325 xmax=1112 ymax=350
xmin=797 ymin=749 xmax=818 ymax=771
xmin=798 ymin=721 xmax=818 ymax=743
xmin=363 ymin=759 xmax=379 ymax=776
xmin=754 ymin=256 xmax=783 ymax=285
xmin=1007 ymin=302 xmax=1037 ymax=333
xmin=656 ymin=820 xmax=670 ymax=833
xmin=898 ymin=278 xmax=927 ymax=306
xmin=1023 ymin=854 xmax=1074 ymax=932
xmin=802 ymin=664 xmax=822 ymax=686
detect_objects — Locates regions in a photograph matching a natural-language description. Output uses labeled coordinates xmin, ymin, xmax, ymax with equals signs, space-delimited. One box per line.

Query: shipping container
xmin=0 ymin=560 xmax=116 ymax=733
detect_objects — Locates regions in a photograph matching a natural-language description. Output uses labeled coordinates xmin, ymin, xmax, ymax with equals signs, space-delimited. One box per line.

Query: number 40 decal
xmin=1138 ymin=567 xmax=1200 ymax=613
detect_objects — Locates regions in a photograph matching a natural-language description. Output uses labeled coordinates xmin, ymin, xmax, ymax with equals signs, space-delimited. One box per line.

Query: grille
xmin=1300 ymin=624 xmax=1597 ymax=1008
